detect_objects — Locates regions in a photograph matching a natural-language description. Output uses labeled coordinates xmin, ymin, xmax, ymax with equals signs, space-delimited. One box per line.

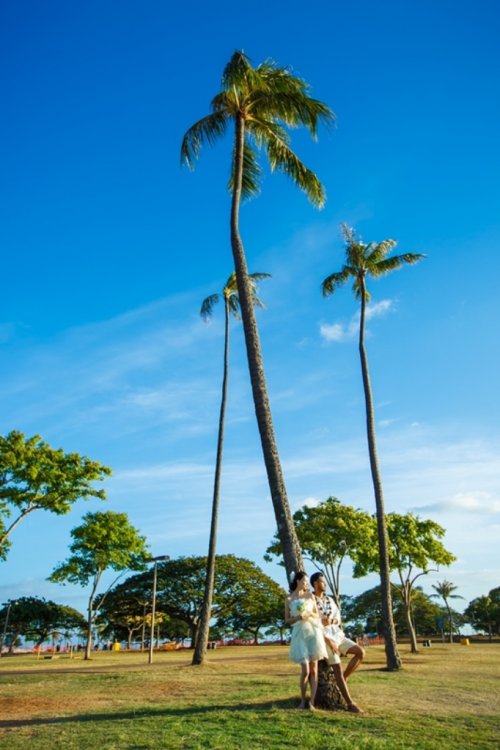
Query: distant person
xmin=310 ymin=571 xmax=364 ymax=714
xmin=285 ymin=571 xmax=327 ymax=710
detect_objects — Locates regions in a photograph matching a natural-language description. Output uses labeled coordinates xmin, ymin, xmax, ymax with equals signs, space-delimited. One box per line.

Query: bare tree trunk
xmin=192 ymin=301 xmax=230 ymax=666
xmin=404 ymin=602 xmax=419 ymax=653
xmin=359 ymin=281 xmax=402 ymax=671
xmin=85 ymin=605 xmax=93 ymax=661
xmin=315 ymin=661 xmax=347 ymax=710
xmin=229 ymin=114 xmax=303 ymax=580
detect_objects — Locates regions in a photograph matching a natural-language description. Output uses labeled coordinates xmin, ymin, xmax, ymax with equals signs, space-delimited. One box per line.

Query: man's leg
xmin=343 ymin=643 xmax=365 ymax=680
xmin=331 ymin=664 xmax=362 ymax=713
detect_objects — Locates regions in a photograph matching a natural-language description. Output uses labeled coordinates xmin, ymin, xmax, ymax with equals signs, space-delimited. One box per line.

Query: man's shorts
xmin=324 ymin=636 xmax=357 ymax=666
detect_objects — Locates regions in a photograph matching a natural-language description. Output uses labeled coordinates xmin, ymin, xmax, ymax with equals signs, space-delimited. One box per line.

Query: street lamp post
xmin=148 ymin=555 xmax=169 ymax=665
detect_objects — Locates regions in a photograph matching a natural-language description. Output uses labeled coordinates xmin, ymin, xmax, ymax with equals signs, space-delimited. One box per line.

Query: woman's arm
xmin=285 ymin=597 xmax=302 ymax=625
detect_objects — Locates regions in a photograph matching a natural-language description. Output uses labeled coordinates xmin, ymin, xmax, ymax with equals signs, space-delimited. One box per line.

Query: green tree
xmin=0 ymin=431 xmax=111 ymax=559
xmin=265 ymin=496 xmax=376 ymax=605
xmin=321 ymin=225 xmax=425 ymax=670
xmin=0 ymin=596 xmax=85 ymax=652
xmin=356 ymin=512 xmax=456 ymax=652
xmin=194 ymin=271 xmax=270 ymax=666
xmin=464 ymin=594 xmax=498 ymax=640
xmin=106 ymin=555 xmax=285 ymax=649
xmin=94 ymin=587 xmax=152 ymax=648
xmin=216 ymin=572 xmax=285 ymax=644
xmin=431 ymin=579 xmax=464 ymax=643
xmin=49 ymin=510 xmax=149 ymax=659
xmin=465 ymin=588 xmax=500 ymax=639
xmin=343 ymin=585 xmax=442 ymax=639
xmin=181 ymin=50 xmax=334 ymax=580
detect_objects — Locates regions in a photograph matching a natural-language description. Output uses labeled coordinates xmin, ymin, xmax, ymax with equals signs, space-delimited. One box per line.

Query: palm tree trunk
xmin=229 ymin=114 xmax=303 ymax=579
xmin=358 ymin=280 xmax=402 ymax=671
xmin=192 ymin=299 xmax=230 ymax=666
xmin=445 ymin=602 xmax=453 ymax=643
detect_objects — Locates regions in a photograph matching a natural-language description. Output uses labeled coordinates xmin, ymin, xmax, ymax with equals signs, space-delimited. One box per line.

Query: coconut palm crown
xmin=181 ymin=50 xmax=334 ymax=206
xmin=322 ymin=224 xmax=425 ymax=301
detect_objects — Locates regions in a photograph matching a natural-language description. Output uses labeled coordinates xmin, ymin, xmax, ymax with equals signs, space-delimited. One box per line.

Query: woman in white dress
xmin=285 ymin=571 xmax=327 ymax=709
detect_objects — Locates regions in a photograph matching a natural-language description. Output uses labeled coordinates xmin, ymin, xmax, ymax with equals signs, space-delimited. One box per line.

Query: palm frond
xmin=248 ymin=272 xmax=271 ymax=309
xmin=222 ymin=270 xmax=270 ymax=316
xmin=347 ymin=241 xmax=369 ymax=270
xmin=370 ymin=253 xmax=425 ymax=277
xmin=263 ymin=124 xmax=326 ymax=207
xmin=228 ymin=140 xmax=262 ymax=200
xmin=340 ymin=223 xmax=359 ymax=246
xmin=366 ymin=239 xmax=398 ymax=266
xmin=200 ymin=294 xmax=220 ymax=321
xmin=321 ymin=267 xmax=353 ymax=297
xmin=227 ymin=294 xmax=241 ymax=318
xmin=223 ymin=272 xmax=240 ymax=318
xmin=249 ymin=272 xmax=272 ymax=282
xmin=180 ymin=112 xmax=228 ymax=169
xmin=248 ymin=118 xmax=290 ymax=149
xmin=252 ymin=64 xmax=335 ymax=136
xmin=253 ymin=92 xmax=334 ymax=138
xmin=211 ymin=90 xmax=238 ymax=114
xmin=221 ymin=50 xmax=266 ymax=100
xmin=222 ymin=50 xmax=252 ymax=85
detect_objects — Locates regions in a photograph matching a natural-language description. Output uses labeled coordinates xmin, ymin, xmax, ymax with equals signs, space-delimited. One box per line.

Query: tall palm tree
xmin=431 ymin=579 xmax=464 ymax=643
xmin=321 ymin=224 xmax=425 ymax=670
xmin=181 ymin=51 xmax=334 ymax=578
xmin=193 ymin=271 xmax=270 ymax=666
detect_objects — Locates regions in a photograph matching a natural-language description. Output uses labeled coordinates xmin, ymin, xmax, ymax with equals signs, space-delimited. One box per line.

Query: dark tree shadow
xmin=0 ymin=698 xmax=306 ymax=730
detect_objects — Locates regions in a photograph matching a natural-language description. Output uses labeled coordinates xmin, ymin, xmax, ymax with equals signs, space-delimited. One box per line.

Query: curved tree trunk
xmin=229 ymin=114 xmax=303 ymax=580
xmin=192 ymin=300 xmax=230 ymax=666
xmin=404 ymin=600 xmax=418 ymax=653
xmin=358 ymin=281 xmax=402 ymax=671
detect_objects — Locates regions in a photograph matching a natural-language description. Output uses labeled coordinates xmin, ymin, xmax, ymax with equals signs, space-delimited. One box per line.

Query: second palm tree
xmin=322 ymin=224 xmax=424 ymax=670
xmin=193 ymin=272 xmax=270 ymax=665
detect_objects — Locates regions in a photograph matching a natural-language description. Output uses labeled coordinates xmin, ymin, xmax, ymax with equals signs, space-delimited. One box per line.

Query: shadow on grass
xmin=0 ymin=698 xmax=306 ymax=730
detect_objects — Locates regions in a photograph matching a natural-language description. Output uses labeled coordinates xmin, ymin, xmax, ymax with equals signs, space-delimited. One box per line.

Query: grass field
xmin=0 ymin=642 xmax=498 ymax=749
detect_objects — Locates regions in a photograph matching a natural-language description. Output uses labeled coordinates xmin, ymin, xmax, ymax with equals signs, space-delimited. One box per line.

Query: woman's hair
xmin=290 ymin=570 xmax=307 ymax=592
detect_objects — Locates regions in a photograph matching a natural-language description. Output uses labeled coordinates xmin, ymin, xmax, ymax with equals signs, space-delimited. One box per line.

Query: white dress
xmin=288 ymin=595 xmax=328 ymax=664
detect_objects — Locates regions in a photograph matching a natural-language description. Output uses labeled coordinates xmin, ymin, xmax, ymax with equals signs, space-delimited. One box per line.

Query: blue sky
xmin=1 ymin=0 xmax=499 ymax=619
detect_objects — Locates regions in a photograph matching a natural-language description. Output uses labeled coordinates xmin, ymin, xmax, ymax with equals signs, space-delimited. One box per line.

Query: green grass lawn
xmin=0 ymin=643 xmax=498 ymax=749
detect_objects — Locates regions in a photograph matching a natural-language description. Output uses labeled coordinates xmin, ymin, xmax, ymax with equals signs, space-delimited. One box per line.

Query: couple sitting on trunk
xmin=285 ymin=570 xmax=365 ymax=713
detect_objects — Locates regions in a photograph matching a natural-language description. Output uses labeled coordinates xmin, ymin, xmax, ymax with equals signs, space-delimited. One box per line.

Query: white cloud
xmin=379 ymin=418 xmax=398 ymax=428
xmin=365 ymin=299 xmax=394 ymax=320
xmin=319 ymin=299 xmax=395 ymax=342
xmin=417 ymin=491 xmax=500 ymax=516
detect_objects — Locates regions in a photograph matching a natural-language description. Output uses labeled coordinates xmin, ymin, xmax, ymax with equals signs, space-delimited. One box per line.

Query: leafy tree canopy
xmin=343 ymin=585 xmax=444 ymax=637
xmin=0 ymin=596 xmax=86 ymax=647
xmin=49 ymin=510 xmax=148 ymax=588
xmin=49 ymin=510 xmax=149 ymax=659
xmin=265 ymin=496 xmax=376 ymax=603
xmin=103 ymin=555 xmax=286 ymax=645
xmin=0 ymin=431 xmax=111 ymax=559
xmin=464 ymin=587 xmax=500 ymax=635
xmin=356 ymin=512 xmax=456 ymax=581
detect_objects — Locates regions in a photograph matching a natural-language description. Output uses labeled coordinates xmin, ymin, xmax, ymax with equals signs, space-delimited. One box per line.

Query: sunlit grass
xmin=0 ymin=643 xmax=498 ymax=749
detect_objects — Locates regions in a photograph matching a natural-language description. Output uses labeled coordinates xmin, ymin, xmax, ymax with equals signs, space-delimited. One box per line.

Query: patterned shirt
xmin=314 ymin=594 xmax=344 ymax=642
